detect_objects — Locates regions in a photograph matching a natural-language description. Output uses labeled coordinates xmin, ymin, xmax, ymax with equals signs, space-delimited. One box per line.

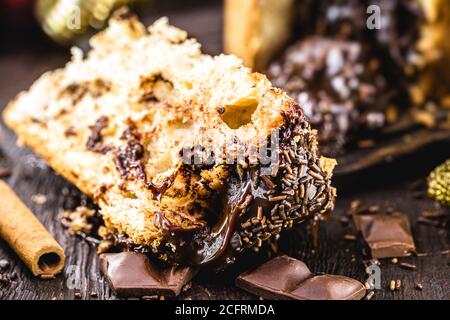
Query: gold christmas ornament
xmin=428 ymin=158 xmax=450 ymax=206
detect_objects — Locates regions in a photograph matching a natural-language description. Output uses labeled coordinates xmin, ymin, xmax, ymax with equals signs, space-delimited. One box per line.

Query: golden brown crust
xmin=224 ymin=0 xmax=294 ymax=71
xmin=224 ymin=0 xmax=259 ymax=69
xmin=416 ymin=0 xmax=450 ymax=105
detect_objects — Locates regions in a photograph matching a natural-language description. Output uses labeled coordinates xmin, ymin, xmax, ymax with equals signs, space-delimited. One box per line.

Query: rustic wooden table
xmin=0 ymin=2 xmax=448 ymax=300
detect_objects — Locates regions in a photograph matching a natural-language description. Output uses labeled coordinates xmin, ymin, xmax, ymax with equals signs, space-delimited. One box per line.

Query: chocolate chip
xmin=114 ymin=140 xmax=146 ymax=181
xmin=86 ymin=116 xmax=112 ymax=154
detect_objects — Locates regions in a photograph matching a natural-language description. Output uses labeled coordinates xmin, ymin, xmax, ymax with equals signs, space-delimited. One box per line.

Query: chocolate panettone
xmin=4 ymin=10 xmax=335 ymax=266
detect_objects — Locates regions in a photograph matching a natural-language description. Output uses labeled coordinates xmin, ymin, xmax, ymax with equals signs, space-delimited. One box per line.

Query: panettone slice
xmin=3 ymin=9 xmax=335 ymax=266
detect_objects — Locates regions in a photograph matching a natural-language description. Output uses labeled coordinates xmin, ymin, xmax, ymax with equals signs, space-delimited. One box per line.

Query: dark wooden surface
xmin=0 ymin=2 xmax=449 ymax=300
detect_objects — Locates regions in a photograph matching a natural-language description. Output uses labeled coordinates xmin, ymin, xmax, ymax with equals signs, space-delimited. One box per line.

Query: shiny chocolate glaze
xmin=163 ymin=168 xmax=273 ymax=266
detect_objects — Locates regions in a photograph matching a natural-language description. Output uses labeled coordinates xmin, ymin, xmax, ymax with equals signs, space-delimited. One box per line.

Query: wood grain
xmin=0 ymin=2 xmax=448 ymax=300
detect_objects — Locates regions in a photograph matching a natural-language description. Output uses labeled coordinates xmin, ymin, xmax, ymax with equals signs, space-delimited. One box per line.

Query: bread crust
xmin=224 ymin=0 xmax=294 ymax=71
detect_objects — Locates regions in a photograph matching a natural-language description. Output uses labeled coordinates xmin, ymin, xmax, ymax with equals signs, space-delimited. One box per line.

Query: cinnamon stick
xmin=0 ymin=181 xmax=65 ymax=276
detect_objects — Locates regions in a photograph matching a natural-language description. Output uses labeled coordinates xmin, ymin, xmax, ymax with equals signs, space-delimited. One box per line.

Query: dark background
xmin=0 ymin=0 xmax=448 ymax=300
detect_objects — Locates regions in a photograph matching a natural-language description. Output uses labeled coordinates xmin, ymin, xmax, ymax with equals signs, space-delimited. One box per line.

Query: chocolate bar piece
xmin=100 ymin=252 xmax=197 ymax=297
xmin=353 ymin=212 xmax=416 ymax=258
xmin=236 ymin=255 xmax=366 ymax=300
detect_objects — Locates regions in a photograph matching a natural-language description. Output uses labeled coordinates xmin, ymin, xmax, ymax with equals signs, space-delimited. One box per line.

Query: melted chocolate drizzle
xmin=163 ymin=169 xmax=270 ymax=266
xmin=114 ymin=140 xmax=146 ymax=181
xmin=146 ymin=178 xmax=176 ymax=201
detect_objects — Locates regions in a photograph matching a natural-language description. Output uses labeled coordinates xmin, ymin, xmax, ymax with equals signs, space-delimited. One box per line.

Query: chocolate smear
xmin=167 ymin=172 xmax=256 ymax=266
xmin=236 ymin=255 xmax=366 ymax=300
xmin=114 ymin=120 xmax=147 ymax=182
xmin=86 ymin=116 xmax=112 ymax=154
xmin=100 ymin=252 xmax=197 ymax=298
xmin=114 ymin=140 xmax=146 ymax=181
